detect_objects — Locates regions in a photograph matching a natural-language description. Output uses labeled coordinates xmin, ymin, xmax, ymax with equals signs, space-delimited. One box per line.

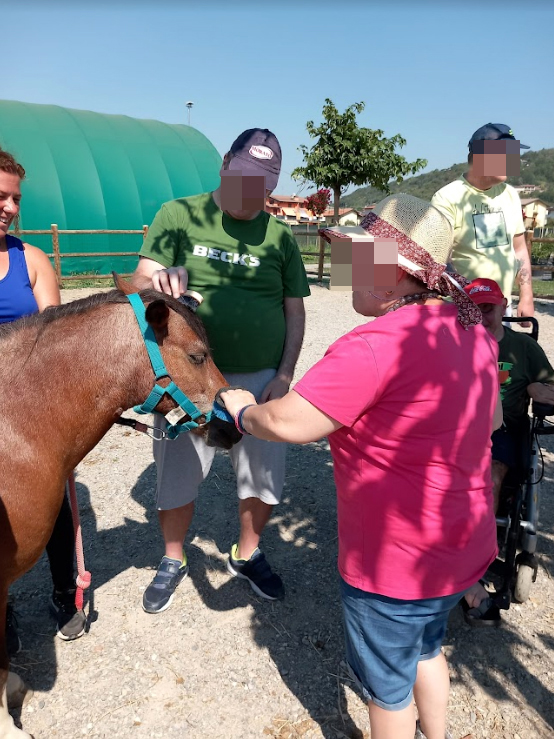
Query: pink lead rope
xmin=66 ymin=472 xmax=92 ymax=612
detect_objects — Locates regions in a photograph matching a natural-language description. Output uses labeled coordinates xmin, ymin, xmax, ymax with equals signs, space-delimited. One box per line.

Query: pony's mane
xmin=0 ymin=289 xmax=209 ymax=345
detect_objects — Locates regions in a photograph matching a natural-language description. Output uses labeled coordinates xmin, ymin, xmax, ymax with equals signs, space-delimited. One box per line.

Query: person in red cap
xmin=462 ymin=277 xmax=554 ymax=625
xmin=132 ymin=129 xmax=310 ymax=613
xmin=465 ymin=277 xmax=554 ymax=509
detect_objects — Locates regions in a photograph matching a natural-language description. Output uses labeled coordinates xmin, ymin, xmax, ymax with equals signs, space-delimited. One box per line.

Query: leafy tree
xmin=292 ymin=99 xmax=427 ymax=223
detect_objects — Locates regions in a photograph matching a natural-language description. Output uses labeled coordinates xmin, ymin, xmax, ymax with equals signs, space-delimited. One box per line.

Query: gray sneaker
xmin=50 ymin=588 xmax=87 ymax=641
xmin=142 ymin=556 xmax=189 ymax=614
xmin=227 ymin=544 xmax=284 ymax=600
xmin=415 ymin=720 xmax=453 ymax=739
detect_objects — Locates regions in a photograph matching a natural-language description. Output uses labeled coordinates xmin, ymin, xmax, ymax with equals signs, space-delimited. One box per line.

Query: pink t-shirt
xmin=294 ymin=303 xmax=499 ymax=600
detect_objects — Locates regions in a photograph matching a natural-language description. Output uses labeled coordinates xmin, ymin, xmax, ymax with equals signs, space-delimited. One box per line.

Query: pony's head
xmin=115 ymin=274 xmax=242 ymax=450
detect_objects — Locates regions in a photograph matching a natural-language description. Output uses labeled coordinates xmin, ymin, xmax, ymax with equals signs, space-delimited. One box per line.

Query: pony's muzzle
xmin=205 ymin=415 xmax=243 ymax=449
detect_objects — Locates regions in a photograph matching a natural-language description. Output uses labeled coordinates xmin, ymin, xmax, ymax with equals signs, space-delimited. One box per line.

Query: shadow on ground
xmin=9 ymin=424 xmax=554 ymax=737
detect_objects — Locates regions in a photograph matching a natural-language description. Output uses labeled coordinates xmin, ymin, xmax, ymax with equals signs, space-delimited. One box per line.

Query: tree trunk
xmin=333 ymin=186 xmax=341 ymax=225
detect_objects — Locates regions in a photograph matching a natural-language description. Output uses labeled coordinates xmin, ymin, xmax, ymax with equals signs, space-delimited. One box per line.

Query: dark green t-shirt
xmin=498 ymin=327 xmax=554 ymax=428
xmin=140 ymin=192 xmax=310 ymax=372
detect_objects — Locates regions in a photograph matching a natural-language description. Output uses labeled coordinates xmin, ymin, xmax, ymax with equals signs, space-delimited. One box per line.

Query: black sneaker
xmin=142 ymin=556 xmax=189 ymax=614
xmin=50 ymin=588 xmax=87 ymax=641
xmin=6 ymin=603 xmax=21 ymax=657
xmin=227 ymin=545 xmax=284 ymax=600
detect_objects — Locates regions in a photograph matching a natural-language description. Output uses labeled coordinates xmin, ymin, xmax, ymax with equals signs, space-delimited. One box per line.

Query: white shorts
xmin=153 ymin=368 xmax=287 ymax=510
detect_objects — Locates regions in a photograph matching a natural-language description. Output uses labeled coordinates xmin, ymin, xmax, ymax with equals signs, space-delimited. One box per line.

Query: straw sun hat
xmin=320 ymin=193 xmax=482 ymax=329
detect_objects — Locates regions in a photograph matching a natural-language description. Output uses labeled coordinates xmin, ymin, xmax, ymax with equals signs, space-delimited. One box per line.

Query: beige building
xmin=265 ymin=194 xmax=323 ymax=223
xmin=520 ymin=198 xmax=550 ymax=229
xmin=514 ymin=185 xmax=540 ymax=195
xmin=322 ymin=207 xmax=362 ymax=225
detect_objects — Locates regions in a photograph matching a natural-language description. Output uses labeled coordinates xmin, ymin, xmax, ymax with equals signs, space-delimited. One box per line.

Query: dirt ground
xmin=8 ymin=286 xmax=554 ymax=739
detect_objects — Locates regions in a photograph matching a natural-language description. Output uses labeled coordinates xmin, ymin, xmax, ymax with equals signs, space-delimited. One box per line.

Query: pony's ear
xmin=113 ymin=272 xmax=137 ymax=295
xmin=145 ymin=300 xmax=170 ymax=331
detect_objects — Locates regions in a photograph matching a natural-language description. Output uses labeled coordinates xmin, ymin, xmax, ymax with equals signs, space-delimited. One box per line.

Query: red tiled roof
xmin=321 ymin=207 xmax=359 ymax=217
xmin=268 ymin=194 xmax=307 ymax=203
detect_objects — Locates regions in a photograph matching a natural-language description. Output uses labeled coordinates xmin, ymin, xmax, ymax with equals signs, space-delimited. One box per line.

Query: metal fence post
xmin=317 ymin=235 xmax=326 ymax=284
xmin=142 ymin=224 xmax=149 ymax=240
xmin=51 ymin=224 xmax=63 ymax=286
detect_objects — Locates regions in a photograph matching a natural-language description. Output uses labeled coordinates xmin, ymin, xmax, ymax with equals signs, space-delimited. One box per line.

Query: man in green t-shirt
xmin=132 ymin=128 xmax=310 ymax=613
xmin=432 ymin=123 xmax=533 ymax=322
xmin=465 ymin=278 xmax=554 ymax=511
xmin=461 ymin=278 xmax=554 ymax=626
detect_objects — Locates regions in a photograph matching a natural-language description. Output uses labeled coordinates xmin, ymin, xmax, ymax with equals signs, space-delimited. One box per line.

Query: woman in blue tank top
xmin=0 ymin=235 xmax=40 ymax=322
xmin=0 ymin=148 xmax=87 ymax=646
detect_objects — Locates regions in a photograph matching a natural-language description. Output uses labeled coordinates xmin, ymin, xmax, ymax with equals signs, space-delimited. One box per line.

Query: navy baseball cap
xmin=227 ymin=128 xmax=282 ymax=191
xmin=468 ymin=123 xmax=530 ymax=151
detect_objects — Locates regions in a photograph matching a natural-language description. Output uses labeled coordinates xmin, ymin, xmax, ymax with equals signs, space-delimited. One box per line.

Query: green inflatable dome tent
xmin=0 ymin=100 xmax=222 ymax=276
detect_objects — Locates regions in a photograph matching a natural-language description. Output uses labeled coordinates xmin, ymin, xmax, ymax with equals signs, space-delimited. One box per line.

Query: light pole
xmin=186 ymin=101 xmax=194 ymax=126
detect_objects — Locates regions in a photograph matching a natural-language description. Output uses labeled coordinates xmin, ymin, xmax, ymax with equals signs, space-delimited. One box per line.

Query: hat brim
xmin=319 ymin=225 xmax=427 ymax=274
xmin=465 ymin=292 xmax=505 ymax=306
xmin=469 ymin=139 xmax=530 ymax=151
xmin=320 ymin=222 xmax=482 ymax=328
xmin=227 ymin=155 xmax=279 ymax=191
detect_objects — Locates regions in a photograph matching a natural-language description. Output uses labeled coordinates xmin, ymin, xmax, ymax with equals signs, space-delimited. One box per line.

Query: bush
xmin=532 ymin=240 xmax=554 ymax=264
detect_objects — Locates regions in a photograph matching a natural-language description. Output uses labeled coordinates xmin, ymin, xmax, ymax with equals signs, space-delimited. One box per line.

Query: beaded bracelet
xmin=234 ymin=405 xmax=256 ymax=435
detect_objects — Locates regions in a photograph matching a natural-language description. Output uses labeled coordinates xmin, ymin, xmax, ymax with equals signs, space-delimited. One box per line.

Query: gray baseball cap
xmin=227 ymin=128 xmax=282 ymax=191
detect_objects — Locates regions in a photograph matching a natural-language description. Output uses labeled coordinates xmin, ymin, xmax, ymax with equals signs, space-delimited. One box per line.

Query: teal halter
xmin=126 ymin=293 xmax=231 ymax=439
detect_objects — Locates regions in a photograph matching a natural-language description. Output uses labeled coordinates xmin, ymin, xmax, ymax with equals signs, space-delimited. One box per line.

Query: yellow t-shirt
xmin=431 ymin=177 xmax=525 ymax=303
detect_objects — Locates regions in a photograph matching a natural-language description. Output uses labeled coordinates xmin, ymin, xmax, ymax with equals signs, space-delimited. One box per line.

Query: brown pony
xmin=0 ymin=277 xmax=241 ymax=738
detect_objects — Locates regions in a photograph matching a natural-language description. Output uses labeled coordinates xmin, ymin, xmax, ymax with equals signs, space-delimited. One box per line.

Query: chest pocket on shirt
xmin=472 ymin=211 xmax=509 ymax=249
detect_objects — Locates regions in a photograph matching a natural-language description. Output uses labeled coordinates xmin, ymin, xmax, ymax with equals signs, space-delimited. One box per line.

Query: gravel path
xmin=8 ymin=286 xmax=554 ymax=738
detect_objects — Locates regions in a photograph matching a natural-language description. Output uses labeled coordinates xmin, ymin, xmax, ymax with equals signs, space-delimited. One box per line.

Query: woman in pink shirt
xmin=220 ymin=194 xmax=502 ymax=739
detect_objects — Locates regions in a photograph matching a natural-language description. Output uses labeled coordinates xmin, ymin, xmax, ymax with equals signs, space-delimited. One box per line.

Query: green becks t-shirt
xmin=140 ymin=192 xmax=310 ymax=372
xmin=498 ymin=327 xmax=554 ymax=429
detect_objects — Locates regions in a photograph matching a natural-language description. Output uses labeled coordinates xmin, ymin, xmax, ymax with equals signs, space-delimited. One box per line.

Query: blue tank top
xmin=0 ymin=234 xmax=39 ymax=323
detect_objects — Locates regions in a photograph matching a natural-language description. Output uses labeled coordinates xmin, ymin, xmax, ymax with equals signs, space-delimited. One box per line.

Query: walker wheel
xmin=514 ymin=563 xmax=535 ymax=603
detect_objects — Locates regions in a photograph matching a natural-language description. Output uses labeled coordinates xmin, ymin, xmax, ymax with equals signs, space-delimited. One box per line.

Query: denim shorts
xmin=341 ymin=578 xmax=463 ymax=711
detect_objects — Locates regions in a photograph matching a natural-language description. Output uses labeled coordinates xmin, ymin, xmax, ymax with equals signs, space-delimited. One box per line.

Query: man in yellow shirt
xmin=432 ymin=123 xmax=533 ymax=319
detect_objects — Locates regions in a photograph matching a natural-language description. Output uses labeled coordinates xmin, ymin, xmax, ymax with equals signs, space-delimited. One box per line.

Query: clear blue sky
xmin=7 ymin=1 xmax=554 ymax=198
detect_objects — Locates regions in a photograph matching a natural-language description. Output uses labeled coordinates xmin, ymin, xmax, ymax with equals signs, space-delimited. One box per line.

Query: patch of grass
xmin=61 ymin=278 xmax=114 ymax=289
xmin=306 ymin=273 xmax=330 ymax=286
xmin=531 ymin=279 xmax=554 ymax=298
xmin=60 ymin=271 xmax=134 ymax=289
xmin=512 ymin=279 xmax=554 ymax=299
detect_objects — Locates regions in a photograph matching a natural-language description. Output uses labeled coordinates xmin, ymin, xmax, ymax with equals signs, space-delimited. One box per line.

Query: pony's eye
xmin=188 ymin=353 xmax=207 ymax=365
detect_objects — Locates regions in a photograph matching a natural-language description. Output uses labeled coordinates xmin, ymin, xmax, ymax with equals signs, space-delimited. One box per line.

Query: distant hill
xmin=341 ymin=148 xmax=554 ymax=209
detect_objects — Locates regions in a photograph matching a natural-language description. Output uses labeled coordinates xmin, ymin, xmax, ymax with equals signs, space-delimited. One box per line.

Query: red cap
xmin=464 ymin=278 xmax=505 ymax=305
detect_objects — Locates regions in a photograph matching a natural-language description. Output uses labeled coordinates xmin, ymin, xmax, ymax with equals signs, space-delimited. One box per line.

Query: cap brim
xmin=465 ymin=293 xmax=504 ymax=306
xmin=469 ymin=139 xmax=531 ymax=151
xmin=227 ymin=155 xmax=279 ymax=191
